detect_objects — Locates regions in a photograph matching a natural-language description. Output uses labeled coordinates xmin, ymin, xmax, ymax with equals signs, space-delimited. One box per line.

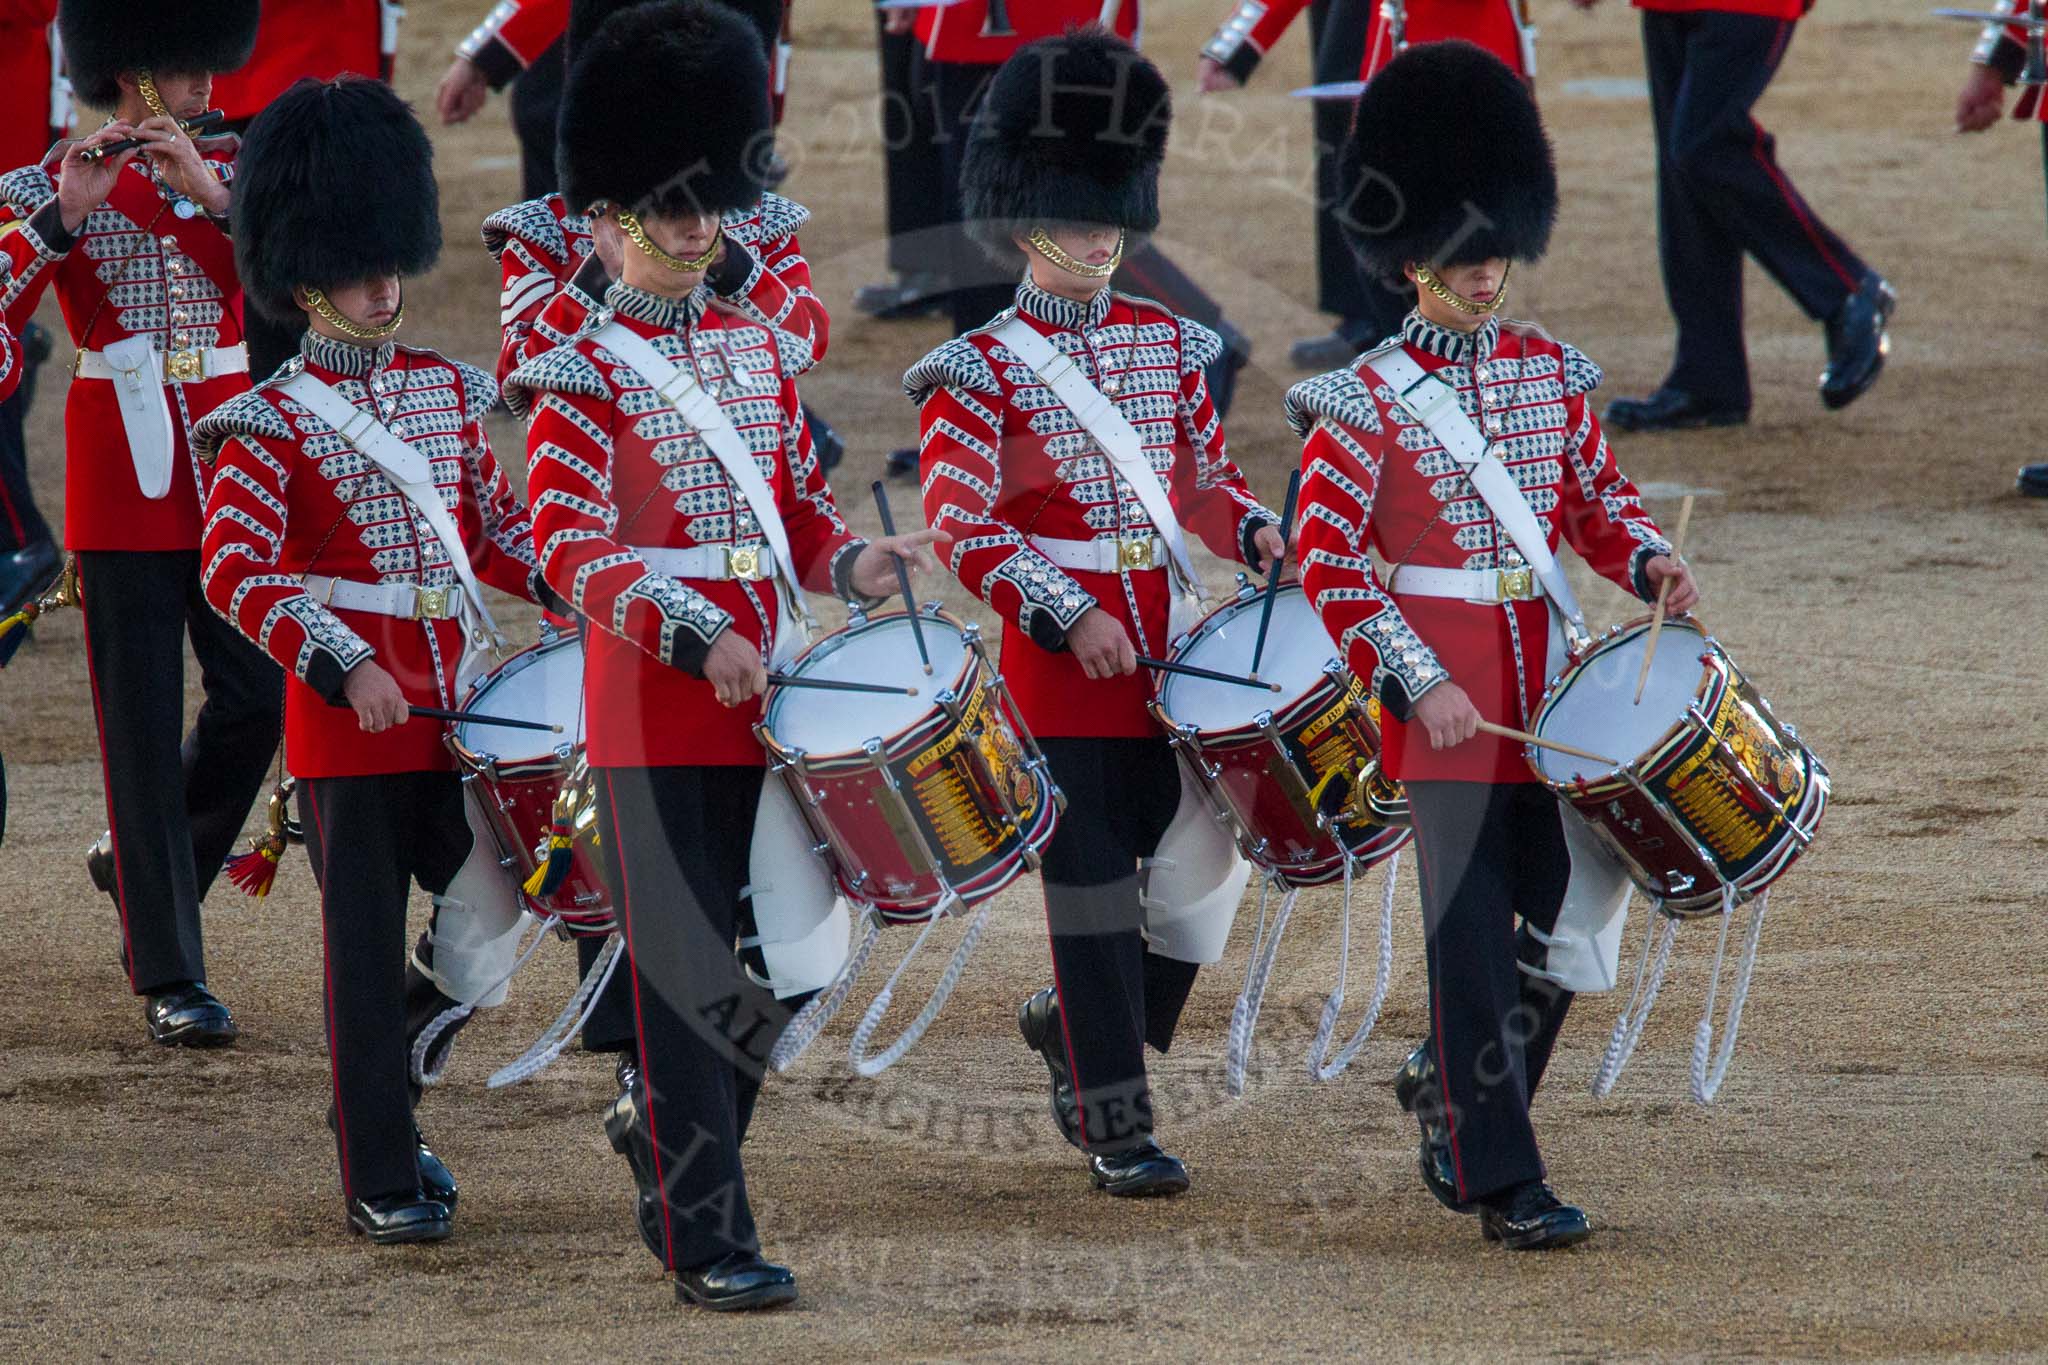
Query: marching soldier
xmin=1291 ymin=42 xmax=1696 ymax=1247
xmin=909 ymin=30 xmax=1283 ymax=1197
xmin=510 ymin=0 xmax=940 ymax=1308
xmin=197 ymin=75 xmax=550 ymax=1243
xmin=1 ymin=0 xmax=279 ymax=1047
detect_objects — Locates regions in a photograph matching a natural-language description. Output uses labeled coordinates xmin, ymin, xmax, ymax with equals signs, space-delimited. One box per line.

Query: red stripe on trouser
xmin=1038 ymin=888 xmax=1090 ymax=1149
xmin=77 ymin=577 xmax=137 ymax=991
xmin=1751 ymin=23 xmax=1858 ymax=293
xmin=306 ymin=791 xmax=354 ymax=1202
xmin=604 ymin=770 xmax=677 ymax=1270
xmin=1408 ymin=814 xmax=1471 ymax=1201
xmin=0 ymin=472 xmax=26 ymax=544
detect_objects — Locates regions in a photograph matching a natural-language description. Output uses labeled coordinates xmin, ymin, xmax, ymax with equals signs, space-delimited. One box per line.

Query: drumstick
xmin=870 ymin=481 xmax=932 ymax=676
xmin=1475 ymin=720 xmax=1617 ymax=768
xmin=1632 ymin=494 xmax=1695 ymax=706
xmin=325 ymin=698 xmax=564 ymax=733
xmin=766 ymin=672 xmax=919 ymax=697
xmin=1248 ymin=468 xmax=1301 ymax=682
xmin=1136 ymin=655 xmax=1284 ymax=692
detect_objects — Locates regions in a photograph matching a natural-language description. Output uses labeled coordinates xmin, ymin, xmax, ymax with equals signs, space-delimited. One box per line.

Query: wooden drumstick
xmin=1475 ymin=720 xmax=1617 ymax=768
xmin=1632 ymin=493 xmax=1694 ymax=706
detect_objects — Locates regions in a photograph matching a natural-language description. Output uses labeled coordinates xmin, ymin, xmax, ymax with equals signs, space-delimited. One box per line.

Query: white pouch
xmin=103 ymin=336 xmax=174 ymax=500
xmin=1139 ymin=763 xmax=1251 ymax=965
xmin=745 ymin=777 xmax=851 ymax=999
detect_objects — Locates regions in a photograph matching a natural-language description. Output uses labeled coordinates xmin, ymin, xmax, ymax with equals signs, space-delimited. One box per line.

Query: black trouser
xmin=512 ymin=39 xmax=567 ymax=200
xmin=1405 ymin=781 xmax=1574 ymax=1205
xmin=931 ymin=59 xmax=1020 ymax=336
xmin=578 ymin=929 xmax=637 ymax=1054
xmin=1037 ymin=737 xmax=1201 ymax=1155
xmin=595 ymin=763 xmax=800 ymax=1271
xmin=301 ymin=772 xmax=472 ymax=1202
xmin=878 ymin=13 xmax=944 ymax=278
xmin=0 ymin=382 xmax=48 ymax=554
xmin=1310 ymin=0 xmax=1403 ymax=335
xmin=76 ymin=550 xmax=281 ymax=994
xmin=1643 ymin=9 xmax=1869 ymax=410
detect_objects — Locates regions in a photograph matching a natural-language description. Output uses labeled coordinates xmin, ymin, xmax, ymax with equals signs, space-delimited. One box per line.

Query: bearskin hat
xmin=558 ymin=0 xmax=772 ymax=220
xmin=960 ymin=28 xmax=1170 ymax=266
xmin=1337 ymin=41 xmax=1557 ymax=283
xmin=566 ymin=0 xmax=781 ymax=67
xmin=230 ymin=77 xmax=442 ymax=324
xmin=59 ymin=0 xmax=260 ymax=110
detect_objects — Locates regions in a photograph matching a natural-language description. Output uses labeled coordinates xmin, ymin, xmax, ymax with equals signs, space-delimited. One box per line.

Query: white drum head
xmin=1160 ymin=589 xmax=1336 ymax=732
xmin=1534 ymin=622 xmax=1705 ymax=783
xmin=765 ymin=615 xmax=969 ymax=754
xmin=457 ymin=638 xmax=587 ymax=762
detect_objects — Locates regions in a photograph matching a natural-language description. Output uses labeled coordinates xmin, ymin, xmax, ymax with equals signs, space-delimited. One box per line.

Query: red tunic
xmin=483 ymin=190 xmax=826 ymax=388
xmin=0 ymin=4 xmax=57 ymax=174
xmin=194 ymin=334 xmax=542 ymax=777
xmin=921 ymin=0 xmax=1142 ymax=65
xmin=451 ymin=0 xmax=570 ymax=90
xmin=1291 ymin=312 xmax=1669 ymax=784
xmin=0 ymin=140 xmax=249 ymax=550
xmin=909 ymin=280 xmax=1275 ymax=739
xmin=510 ymin=282 xmax=862 ymax=769
xmin=1200 ymin=0 xmax=1530 ymax=82
xmin=212 ymin=0 xmax=394 ymax=121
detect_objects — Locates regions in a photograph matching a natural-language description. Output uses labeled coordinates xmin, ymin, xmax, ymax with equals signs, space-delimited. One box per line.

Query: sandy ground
xmin=2 ymin=0 xmax=2045 ymax=1359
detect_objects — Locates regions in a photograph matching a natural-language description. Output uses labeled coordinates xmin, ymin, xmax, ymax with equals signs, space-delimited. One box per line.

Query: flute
xmin=79 ymin=110 xmax=225 ymax=164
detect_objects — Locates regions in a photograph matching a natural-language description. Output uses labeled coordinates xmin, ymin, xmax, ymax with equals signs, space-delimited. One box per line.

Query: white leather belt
xmin=75 ymin=342 xmax=249 ymax=385
xmin=1029 ymin=534 xmax=1168 ymax=574
xmin=1390 ymin=564 xmax=1546 ymax=605
xmin=634 ymin=544 xmax=778 ymax=583
xmin=303 ymin=573 xmax=464 ymax=621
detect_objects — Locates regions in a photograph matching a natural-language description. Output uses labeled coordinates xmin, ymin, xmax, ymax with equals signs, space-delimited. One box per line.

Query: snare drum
xmin=756 ymin=605 xmax=1060 ymax=921
xmin=447 ymin=629 xmax=612 ymax=935
xmin=1150 ymin=583 xmax=1410 ymax=886
xmin=1527 ymin=616 xmax=1828 ymax=916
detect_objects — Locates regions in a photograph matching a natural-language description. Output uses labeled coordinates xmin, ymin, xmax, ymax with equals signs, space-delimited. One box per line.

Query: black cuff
xmin=706 ymin=239 xmax=757 ymax=298
xmin=1221 ymin=44 xmax=1262 ymax=84
xmin=307 ymin=651 xmax=353 ymax=707
xmin=1375 ymin=673 xmax=1415 ymax=724
xmin=1026 ymin=608 xmax=1070 ymax=653
xmin=1239 ymin=514 xmax=1280 ymax=574
xmin=570 ymin=252 xmax=612 ymax=303
xmin=1628 ymin=546 xmax=1664 ymax=603
xmin=529 ymin=567 xmax=572 ymax=617
xmin=27 ymin=199 xmax=73 ymax=254
xmin=671 ymin=628 xmax=716 ymax=679
xmin=470 ymin=37 xmax=525 ymax=91
xmin=1987 ymin=36 xmax=2028 ymax=84
xmin=830 ymin=538 xmax=871 ymax=603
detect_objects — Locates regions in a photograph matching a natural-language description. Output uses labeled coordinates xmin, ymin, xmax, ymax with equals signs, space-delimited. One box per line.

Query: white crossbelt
xmin=632 ymin=544 xmax=779 ymax=583
xmin=301 ymin=573 xmax=465 ymax=621
xmin=1029 ymin=534 xmax=1168 ymax=576
xmin=1389 ymin=564 xmax=1546 ymax=605
xmin=75 ymin=343 xmax=248 ymax=384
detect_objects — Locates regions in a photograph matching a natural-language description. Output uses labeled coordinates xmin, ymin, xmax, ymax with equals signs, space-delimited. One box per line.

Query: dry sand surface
xmin=2 ymin=0 xmax=2045 ymax=1359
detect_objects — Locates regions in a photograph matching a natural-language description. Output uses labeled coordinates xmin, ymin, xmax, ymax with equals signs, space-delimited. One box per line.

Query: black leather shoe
xmin=614 ymin=1051 xmax=639 ymax=1102
xmin=2017 ymin=462 xmax=2048 ymax=498
xmin=1393 ymin=1043 xmax=1473 ymax=1213
xmin=604 ymin=1076 xmax=666 ymax=1259
xmin=145 ymin=982 xmax=238 ymax=1047
xmin=674 ymin=1251 xmax=798 ymax=1311
xmin=347 ymin=1191 xmax=453 ymax=1244
xmin=1017 ymin=987 xmax=1082 ymax=1149
xmin=415 ymin=1131 xmax=457 ymax=1210
xmin=1603 ymin=387 xmax=1749 ymax=433
xmin=1088 ymin=1139 xmax=1190 ymax=1197
xmin=1478 ymin=1182 xmax=1593 ymax=1251
xmin=1819 ymin=273 xmax=1896 ymax=411
xmin=84 ymin=832 xmax=116 ymax=901
xmin=854 ymin=270 xmax=948 ymax=320
xmin=883 ymin=446 xmax=919 ymax=482
xmin=0 ymin=538 xmax=60 ymax=616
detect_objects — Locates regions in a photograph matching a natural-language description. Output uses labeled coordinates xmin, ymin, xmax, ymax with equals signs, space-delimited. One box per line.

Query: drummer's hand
xmin=1956 ymin=65 xmax=2008 ymax=133
xmin=1252 ymin=524 xmax=1290 ymax=574
xmin=850 ymin=528 xmax=952 ymax=598
xmin=342 ymin=661 xmax=410 ymax=734
xmin=1412 ymin=682 xmax=1481 ymax=751
xmin=1644 ymin=554 xmax=1699 ymax=614
xmin=1067 ymin=608 xmax=1137 ymax=680
xmin=704 ymin=629 xmax=768 ymax=707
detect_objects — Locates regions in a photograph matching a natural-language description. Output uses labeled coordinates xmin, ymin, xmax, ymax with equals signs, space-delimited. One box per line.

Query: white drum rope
xmin=1591 ymin=894 xmax=1684 ymax=1100
xmin=768 ymin=911 xmax=883 ymax=1073
xmin=849 ymin=893 xmax=989 ymax=1078
xmin=486 ymin=930 xmax=624 ymax=1088
xmin=1308 ymin=849 xmax=1400 ymax=1083
xmin=410 ymin=911 xmax=561 ymax=1087
xmin=1224 ymin=875 xmax=1299 ymax=1099
xmin=1690 ymin=888 xmax=1768 ymax=1105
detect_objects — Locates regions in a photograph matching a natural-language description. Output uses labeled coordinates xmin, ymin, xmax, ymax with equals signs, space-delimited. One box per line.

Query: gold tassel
xmin=521 ymin=785 xmax=578 ymax=898
xmin=225 ymin=778 xmax=296 ymax=898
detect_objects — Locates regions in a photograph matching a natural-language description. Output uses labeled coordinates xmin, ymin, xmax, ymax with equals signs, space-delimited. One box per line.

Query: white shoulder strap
xmin=991 ymin=314 xmax=1202 ymax=596
xmin=1363 ymin=347 xmax=1587 ymax=637
xmin=278 ymin=369 xmax=503 ymax=645
xmin=591 ymin=320 xmax=811 ymax=628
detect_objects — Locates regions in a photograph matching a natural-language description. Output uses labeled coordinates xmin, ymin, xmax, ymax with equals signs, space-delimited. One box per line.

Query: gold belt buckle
xmin=1118 ymin=537 xmax=1155 ymax=571
xmin=164 ymin=348 xmax=204 ymax=383
xmin=413 ymin=585 xmax=449 ymax=620
xmin=1498 ymin=566 xmax=1535 ymax=601
xmin=727 ymin=546 xmax=764 ymax=581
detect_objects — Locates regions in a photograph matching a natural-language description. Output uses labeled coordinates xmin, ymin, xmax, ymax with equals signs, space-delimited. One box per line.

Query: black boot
xmin=1818 ymin=273 xmax=1897 ymax=411
xmin=1478 ymin=1181 xmax=1593 ymax=1251
xmin=347 ymin=1191 xmax=452 ymax=1245
xmin=2016 ymin=462 xmax=2047 ymax=498
xmin=1017 ymin=988 xmax=1082 ymax=1149
xmin=1087 ymin=1139 xmax=1190 ymax=1198
xmin=603 ymin=1073 xmax=666 ymax=1259
xmin=674 ymin=1251 xmax=798 ymax=1311
xmin=145 ymin=982 xmax=238 ymax=1047
xmin=1602 ymin=387 xmax=1748 ymax=434
xmin=1394 ymin=1042 xmax=1471 ymax=1214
